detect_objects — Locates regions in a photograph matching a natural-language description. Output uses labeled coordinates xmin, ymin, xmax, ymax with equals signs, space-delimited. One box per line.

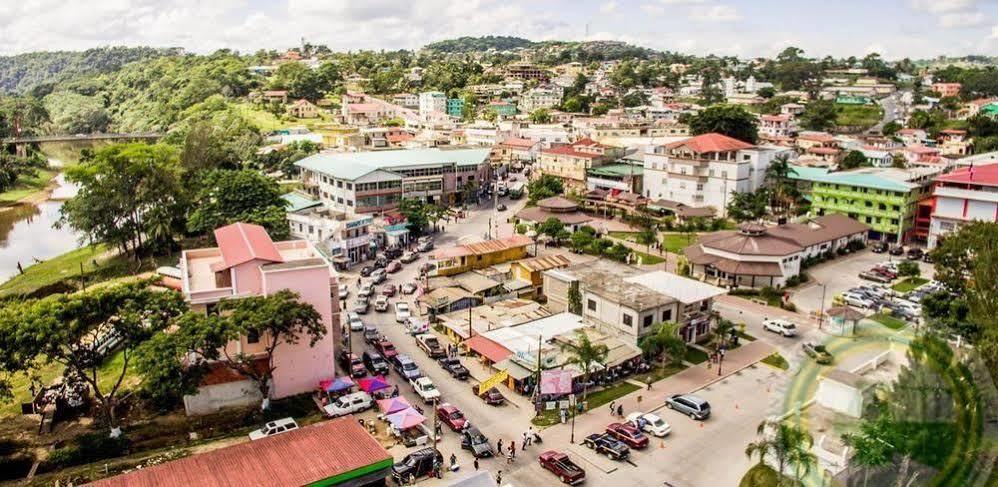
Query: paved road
xmin=867 ymin=94 xmax=898 ymax=135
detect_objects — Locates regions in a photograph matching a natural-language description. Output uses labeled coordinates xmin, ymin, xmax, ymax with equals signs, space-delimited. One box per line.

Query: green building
xmin=789 ymin=165 xmax=938 ymax=243
xmin=488 ymin=101 xmax=517 ymax=117
xmin=586 ymin=163 xmax=644 ymax=195
xmin=446 ymin=98 xmax=465 ymax=118
xmin=836 ymin=95 xmax=872 ymax=105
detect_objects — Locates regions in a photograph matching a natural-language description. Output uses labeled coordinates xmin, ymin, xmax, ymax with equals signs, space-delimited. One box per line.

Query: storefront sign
xmin=346 ymin=217 xmax=373 ymax=230
xmin=478 ymin=370 xmax=509 ymax=396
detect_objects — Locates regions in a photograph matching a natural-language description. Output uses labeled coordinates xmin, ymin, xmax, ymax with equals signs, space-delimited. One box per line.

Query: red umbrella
xmin=358 ymin=375 xmax=391 ymax=393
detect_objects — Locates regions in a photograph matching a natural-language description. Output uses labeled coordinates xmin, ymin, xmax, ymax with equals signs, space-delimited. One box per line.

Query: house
xmin=295 ymin=148 xmax=492 ymax=211
xmin=392 ymin=93 xmax=419 ymax=108
xmin=938 ymin=129 xmax=972 ymax=156
xmin=684 ymin=216 xmax=869 ymax=288
xmin=515 ymin=196 xmax=593 ymax=233
xmin=496 ymin=137 xmax=541 ymax=167
xmin=859 ymin=148 xmax=894 ymax=168
xmin=488 ymin=100 xmax=518 ymax=117
xmin=543 ymin=260 xmax=726 ymax=345
xmin=438 ymin=299 xmax=553 ymax=342
xmin=796 ymin=131 xmax=839 ymax=151
xmin=446 ymin=98 xmax=465 ymax=118
xmin=780 ymin=103 xmax=806 ymax=116
xmin=91 ymin=417 xmax=392 ymax=487
xmin=519 ymin=86 xmax=563 ymax=113
xmin=642 ymin=133 xmax=792 ymax=214
xmin=287 ymin=99 xmax=319 ymax=118
xmin=179 ymin=223 xmax=339 ymax=415
xmin=251 ymin=90 xmax=289 ymax=104
xmin=283 ymin=195 xmax=376 ymax=265
xmin=503 ymin=62 xmax=549 ymax=81
xmin=931 ymin=82 xmax=962 ymax=98
xmin=759 ymin=114 xmax=795 ymax=138
xmin=897 ymin=128 xmax=929 ymax=146
xmin=536 ymin=138 xmax=625 ymax=191
xmin=926 ymin=163 xmax=998 ymax=249
xmin=509 ymin=254 xmax=572 ymax=297
xmin=789 ymin=165 xmax=940 ymax=242
xmin=901 ymin=145 xmax=942 ymax=167
xmin=430 ymin=235 xmax=534 ymax=276
xmin=419 ymin=91 xmax=447 ymax=116
xmin=586 ymin=163 xmax=643 ymax=195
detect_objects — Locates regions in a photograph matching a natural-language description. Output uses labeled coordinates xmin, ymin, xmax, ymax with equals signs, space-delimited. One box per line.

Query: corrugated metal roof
xmin=513 ymin=254 xmax=571 ymax=272
xmin=281 ymin=192 xmax=322 ymax=213
xmin=294 ymin=148 xmax=491 ymax=181
xmin=212 ymin=222 xmax=284 ymax=271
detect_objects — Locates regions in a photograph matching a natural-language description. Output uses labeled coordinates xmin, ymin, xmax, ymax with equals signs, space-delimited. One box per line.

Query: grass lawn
xmin=870 ymin=312 xmax=908 ymax=330
xmin=0 ymin=350 xmax=137 ymax=417
xmin=633 ymin=363 xmax=685 ymax=385
xmin=685 ymin=347 xmax=710 ymax=364
xmin=740 ymin=463 xmax=803 ymax=487
xmin=661 ymin=233 xmax=697 ymax=254
xmin=737 ymin=330 xmax=757 ymax=342
xmin=608 ymin=231 xmax=638 ymax=242
xmin=632 ymin=250 xmax=665 ymax=265
xmin=760 ymin=352 xmax=790 ymax=370
xmin=531 ymin=382 xmax=641 ymax=427
xmin=0 ymin=169 xmax=58 ymax=204
xmin=835 ymin=104 xmax=884 ymax=129
xmin=891 ymin=277 xmax=928 ymax=293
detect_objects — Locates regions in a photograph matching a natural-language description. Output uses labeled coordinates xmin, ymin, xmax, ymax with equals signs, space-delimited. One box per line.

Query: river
xmin=0 ymin=172 xmax=82 ymax=284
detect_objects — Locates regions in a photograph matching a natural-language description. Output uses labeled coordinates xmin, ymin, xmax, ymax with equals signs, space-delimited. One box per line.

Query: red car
xmin=338 ymin=351 xmax=367 ymax=378
xmin=386 ymin=261 xmax=402 ymax=273
xmin=539 ymin=450 xmax=586 ymax=485
xmin=375 ymin=339 xmax=398 ymax=360
xmin=435 ymin=403 xmax=468 ymax=431
xmin=382 ymin=285 xmax=397 ymax=297
xmin=605 ymin=422 xmax=649 ymax=449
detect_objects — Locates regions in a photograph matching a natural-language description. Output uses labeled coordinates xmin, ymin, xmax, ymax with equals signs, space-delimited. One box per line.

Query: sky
xmin=1 ymin=0 xmax=997 ymax=59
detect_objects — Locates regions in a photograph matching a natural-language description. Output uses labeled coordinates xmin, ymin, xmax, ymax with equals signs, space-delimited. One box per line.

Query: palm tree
xmin=639 ymin=322 xmax=686 ymax=365
xmin=745 ymin=419 xmax=815 ymax=486
xmin=559 ymin=330 xmax=609 ymax=401
xmin=764 ymin=154 xmax=799 ymax=219
xmin=712 ymin=317 xmax=737 ymax=351
xmin=636 ymin=227 xmax=658 ymax=255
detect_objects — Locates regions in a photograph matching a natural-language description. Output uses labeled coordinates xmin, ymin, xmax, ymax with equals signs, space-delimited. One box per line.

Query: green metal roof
xmin=294 ymin=148 xmax=491 ymax=181
xmin=788 ymin=165 xmax=917 ymax=192
xmin=588 ymin=164 xmax=644 ymax=177
xmin=281 ymin=192 xmax=322 ymax=212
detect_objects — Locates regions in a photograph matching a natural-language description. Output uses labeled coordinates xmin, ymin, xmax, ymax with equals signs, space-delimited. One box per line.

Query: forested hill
xmin=424 ymin=36 xmax=536 ymax=53
xmin=0 ymin=46 xmax=181 ymax=95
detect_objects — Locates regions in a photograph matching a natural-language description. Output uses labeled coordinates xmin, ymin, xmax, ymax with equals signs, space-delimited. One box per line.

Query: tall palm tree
xmin=559 ymin=331 xmax=609 ymax=401
xmin=745 ymin=419 xmax=815 ymax=486
xmin=713 ymin=317 xmax=737 ymax=350
xmin=639 ymin=321 xmax=686 ymax=365
xmin=764 ymin=154 xmax=799 ymax=218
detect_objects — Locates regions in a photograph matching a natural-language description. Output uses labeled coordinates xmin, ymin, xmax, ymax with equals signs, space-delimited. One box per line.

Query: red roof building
xmin=212 ymin=222 xmax=284 ymax=271
xmin=664 ymin=133 xmax=754 ymax=153
xmin=927 ymin=163 xmax=998 ymax=249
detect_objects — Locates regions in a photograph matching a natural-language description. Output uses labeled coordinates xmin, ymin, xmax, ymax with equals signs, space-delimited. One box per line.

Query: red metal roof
xmin=501 ymin=137 xmax=537 ymax=149
xmin=213 ymin=222 xmax=284 ymax=271
xmin=935 ymin=163 xmax=998 ymax=186
xmin=665 ymin=133 xmax=754 ymax=153
xmin=465 ymin=335 xmax=512 ymax=363
xmin=89 ymin=417 xmax=392 ymax=487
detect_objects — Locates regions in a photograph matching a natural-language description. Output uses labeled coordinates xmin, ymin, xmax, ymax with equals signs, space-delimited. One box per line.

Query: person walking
xmin=509 ymin=441 xmax=515 ymax=457
xmin=450 ymin=453 xmax=457 ymax=469
xmin=506 ymin=449 xmax=513 ymax=464
xmin=522 ymin=431 xmax=528 ymax=449
xmin=616 ymin=404 xmax=623 ymax=418
xmin=496 ymin=470 xmax=503 ymax=486
xmin=609 ymin=400 xmax=616 ymax=416
xmin=474 ymin=458 xmax=479 ymax=471
xmin=497 ymin=438 xmax=503 ymax=454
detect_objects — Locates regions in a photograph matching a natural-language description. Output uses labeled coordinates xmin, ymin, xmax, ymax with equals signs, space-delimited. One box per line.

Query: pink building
xmin=180 ymin=223 xmax=341 ymax=414
xmin=931 ymin=82 xmax=962 ymax=98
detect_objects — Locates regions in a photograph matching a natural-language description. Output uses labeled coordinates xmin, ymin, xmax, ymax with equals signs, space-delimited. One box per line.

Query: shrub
xmin=515 ymin=223 xmax=527 ymax=234
xmin=42 ymin=433 xmax=130 ymax=471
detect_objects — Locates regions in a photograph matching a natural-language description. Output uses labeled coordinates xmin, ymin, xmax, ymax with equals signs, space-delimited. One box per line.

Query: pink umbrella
xmin=377 ymin=396 xmax=412 ymax=415
xmin=358 ymin=375 xmax=391 ymax=393
xmin=386 ymin=407 xmax=426 ymax=430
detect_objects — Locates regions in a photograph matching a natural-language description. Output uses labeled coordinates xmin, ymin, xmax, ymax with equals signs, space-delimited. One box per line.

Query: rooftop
xmin=623 ymin=271 xmax=726 ymax=304
xmin=440 ymin=299 xmax=553 ymax=340
xmin=588 ymin=163 xmax=644 ymax=178
xmin=789 ymin=165 xmax=940 ymax=192
xmin=431 ymin=235 xmax=534 ymax=260
xmin=665 ymin=133 xmax=755 ymax=153
xmin=513 ymin=254 xmax=572 ymax=273
xmin=295 ymin=148 xmax=491 ymax=181
xmin=934 ymin=163 xmax=998 ymax=187
xmin=686 ymin=214 xmax=869 ymax=258
xmin=281 ymin=191 xmax=322 ymax=213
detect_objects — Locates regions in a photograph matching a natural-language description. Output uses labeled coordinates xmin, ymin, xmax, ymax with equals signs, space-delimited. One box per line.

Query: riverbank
xmin=0 ymin=168 xmax=60 ymax=208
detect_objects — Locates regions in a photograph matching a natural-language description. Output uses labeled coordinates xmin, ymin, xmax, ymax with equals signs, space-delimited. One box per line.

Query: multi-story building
xmin=392 ymin=93 xmax=419 ymax=108
xmin=643 ymin=133 xmax=791 ymax=214
xmin=586 ymin=163 xmax=643 ymax=195
xmin=178 ymin=222 xmax=339 ymax=414
xmin=295 ymin=148 xmax=492 ymax=211
xmin=926 ymin=163 xmax=998 ymax=249
xmin=503 ymin=62 xmax=549 ymax=81
xmin=419 ymin=91 xmax=447 ymax=116
xmin=931 ymin=82 xmax=962 ymax=98
xmin=446 ymin=98 xmax=465 ymax=118
xmin=536 ymin=138 xmax=625 ymax=191
xmin=430 ymin=235 xmax=534 ymax=276
xmin=487 ymin=100 xmax=518 ymax=117
xmin=789 ymin=165 xmax=940 ymax=242
xmin=938 ymin=129 xmax=972 ymax=156
xmin=758 ymin=114 xmax=795 ymax=138
xmin=518 ymin=86 xmax=562 ymax=113
xmin=283 ymin=193 xmax=376 ymax=265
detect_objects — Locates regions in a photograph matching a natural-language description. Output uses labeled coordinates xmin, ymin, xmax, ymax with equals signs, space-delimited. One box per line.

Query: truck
xmin=410 ymin=376 xmax=441 ymax=403
xmin=582 ymin=433 xmax=630 ymax=460
xmin=416 ymin=334 xmax=445 ymax=358
xmin=438 ymin=357 xmax=470 ymax=380
xmin=538 ymin=450 xmax=586 ymax=485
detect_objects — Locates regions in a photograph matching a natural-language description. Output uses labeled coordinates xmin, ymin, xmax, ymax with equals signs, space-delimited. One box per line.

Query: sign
xmin=345 ymin=234 xmax=373 ymax=249
xmin=478 ymin=370 xmax=509 ymax=396
xmin=558 ymin=400 xmax=570 ymax=410
xmin=346 ymin=217 xmax=374 ymax=230
xmin=384 ymin=223 xmax=409 ymax=233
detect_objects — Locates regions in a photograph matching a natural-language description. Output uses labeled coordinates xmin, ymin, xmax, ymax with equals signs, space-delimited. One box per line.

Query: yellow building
xmin=536 ymin=138 xmax=625 ymax=192
xmin=431 ymin=235 xmax=534 ymax=276
xmin=509 ymin=254 xmax=571 ymax=297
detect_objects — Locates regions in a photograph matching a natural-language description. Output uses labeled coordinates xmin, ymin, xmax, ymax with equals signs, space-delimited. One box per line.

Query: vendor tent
xmin=320 ymin=377 xmax=355 ymax=393
xmin=386 ymin=408 xmax=426 ymax=429
xmin=377 ymin=397 xmax=412 ymax=415
xmin=358 ymin=376 xmax=391 ymax=393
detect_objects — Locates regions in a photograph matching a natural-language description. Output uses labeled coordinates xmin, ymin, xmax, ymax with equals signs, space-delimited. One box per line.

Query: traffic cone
xmin=699 ymin=422 xmax=704 ymax=429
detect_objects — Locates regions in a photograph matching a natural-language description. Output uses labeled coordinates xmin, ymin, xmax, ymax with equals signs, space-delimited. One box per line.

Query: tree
xmin=744 ymin=419 xmax=816 ymax=486
xmin=60 ymin=143 xmax=184 ymax=259
xmin=639 ymin=321 xmax=686 ymax=365
xmin=727 ymin=190 xmax=768 ymax=222
xmin=187 ymin=169 xmax=290 ymax=240
xmin=765 ymin=154 xmax=799 ymax=218
xmin=841 ymin=150 xmax=868 ymax=170
xmin=897 ymin=261 xmax=920 ymax=278
xmin=636 ymin=227 xmax=657 ymax=254
xmin=842 ymin=409 xmax=897 ymax=487
xmin=558 ymin=331 xmax=609 ymax=400
xmin=570 ymin=226 xmax=596 ymax=253
xmin=166 ymin=95 xmax=263 ymax=172
xmin=527 ymin=174 xmax=564 ymax=203
xmin=883 ymin=120 xmax=902 ymax=136
xmin=1 ymin=282 xmax=186 ymax=431
xmin=529 ymin=108 xmax=552 ymax=124
xmin=567 ymin=281 xmax=582 ymax=315
xmin=168 ymin=290 xmax=323 ymax=409
xmin=757 ymin=86 xmax=777 ymax=99
xmin=398 ymin=198 xmax=429 ymax=235
xmin=537 ymin=217 xmax=566 ymax=243
xmin=42 ymin=91 xmax=111 ymax=134
xmin=687 ymin=104 xmax=759 ymax=144
xmin=0 ymin=152 xmax=46 ymax=193
xmin=591 ymin=103 xmax=611 ymax=116
xmin=800 ymin=99 xmax=837 ymax=131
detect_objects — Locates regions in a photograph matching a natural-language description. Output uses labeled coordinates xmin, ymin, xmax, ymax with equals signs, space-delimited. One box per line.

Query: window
xmin=247 ymin=329 xmax=260 ymax=344
xmin=662 ymin=309 xmax=672 ymax=322
xmin=337 ymin=180 xmax=343 ymax=188
xmin=587 ymin=299 xmax=597 ymax=311
xmin=643 ymin=315 xmax=653 ymax=328
xmin=622 ymin=314 xmax=633 ymax=327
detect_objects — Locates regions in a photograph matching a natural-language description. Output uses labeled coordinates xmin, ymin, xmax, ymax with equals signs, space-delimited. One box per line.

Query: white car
xmin=323 ymin=391 xmax=373 ymax=417
xmin=338 ymin=285 xmax=349 ymax=300
xmin=762 ymin=318 xmax=798 ymax=337
xmin=358 ymin=284 xmax=374 ymax=299
xmin=405 ymin=317 xmax=430 ymax=336
xmin=248 ymin=417 xmax=298 ymax=440
xmin=401 ymin=281 xmax=418 ymax=295
xmin=374 ymin=295 xmax=390 ymax=312
xmin=625 ymin=412 xmax=672 ymax=437
xmin=395 ymin=302 xmax=412 ymax=323
xmin=410 ymin=376 xmax=441 ymax=403
xmin=841 ymin=292 xmax=873 ymax=309
xmin=348 ymin=312 xmax=364 ymax=331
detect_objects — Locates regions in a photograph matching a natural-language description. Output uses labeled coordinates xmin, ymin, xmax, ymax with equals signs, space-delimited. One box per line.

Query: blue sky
xmin=1 ymin=0 xmax=996 ymax=59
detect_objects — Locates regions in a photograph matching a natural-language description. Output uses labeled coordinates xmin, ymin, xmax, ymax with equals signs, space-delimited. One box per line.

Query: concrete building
xmin=283 ymin=193 xmax=376 ymax=265
xmin=430 ymin=235 xmax=534 ymax=277
xmin=446 ymin=98 xmax=465 ymax=118
xmin=419 ymin=91 xmax=447 ymax=116
xmin=926 ymin=163 xmax=998 ymax=249
xmin=931 ymin=82 xmax=962 ymax=98
xmin=759 ymin=114 xmax=795 ymax=138
xmin=515 ymin=196 xmax=593 ymax=233
xmin=519 ymin=86 xmax=563 ymax=113
xmin=536 ymin=138 xmax=625 ymax=191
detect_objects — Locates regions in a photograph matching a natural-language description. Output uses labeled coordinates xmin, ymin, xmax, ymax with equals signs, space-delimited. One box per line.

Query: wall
xmin=184 ymin=379 xmax=263 ymax=416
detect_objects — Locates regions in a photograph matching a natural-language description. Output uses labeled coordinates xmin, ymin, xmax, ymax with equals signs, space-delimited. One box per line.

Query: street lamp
xmin=569 ymin=394 xmax=577 ymax=444
xmin=716 ymin=347 xmax=726 ymax=376
xmin=817 ymin=283 xmax=827 ymax=331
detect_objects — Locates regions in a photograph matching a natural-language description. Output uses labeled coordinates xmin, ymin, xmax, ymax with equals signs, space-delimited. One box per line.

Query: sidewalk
xmin=716 ymin=294 xmax=822 ymax=327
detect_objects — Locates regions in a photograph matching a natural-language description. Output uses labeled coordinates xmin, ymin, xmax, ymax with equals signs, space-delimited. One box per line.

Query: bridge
xmin=2 ymin=132 xmax=163 ymax=144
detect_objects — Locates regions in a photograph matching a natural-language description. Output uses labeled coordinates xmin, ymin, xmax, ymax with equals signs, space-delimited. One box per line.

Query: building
xmin=543 ymin=260 xmax=726 ymax=345
xmin=515 ymin=196 xmax=593 ymax=232
xmin=536 ymin=138 xmax=625 ymax=191
xmin=438 ymin=299 xmax=553 ymax=342
xmin=91 ymin=417 xmax=392 ymax=487
xmin=431 ymin=235 xmax=534 ymax=276
xmin=643 ymin=133 xmax=791 ymax=214
xmin=295 ymin=148 xmax=492 ymax=211
xmin=509 ymin=254 xmax=572 ymax=297
xmin=447 ymin=98 xmax=465 ymax=118
xmin=684 ymin=216 xmax=869 ymax=288
xmin=897 ymin=128 xmax=930 ymax=146
xmin=286 ymin=98 xmax=319 ymax=118
xmin=393 ymin=92 xmax=419 ymax=108
xmin=931 ymin=82 xmax=962 ymax=98
xmin=938 ymin=129 xmax=972 ymax=156
xmin=419 ymin=91 xmax=447 ymax=116
xmin=519 ymin=86 xmax=562 ymax=113
xmin=789 ymin=165 xmax=940 ymax=242
xmin=488 ymin=100 xmax=518 ymax=117
xmin=586 ymin=163 xmax=643 ymax=195
xmin=496 ymin=137 xmax=541 ymax=167
xmin=926 ymin=163 xmax=998 ymax=249
xmin=759 ymin=114 xmax=795 ymax=138
xmin=503 ymin=62 xmax=549 ymax=81
xmin=283 ymin=195 xmax=376 ymax=265
xmin=178 ymin=223 xmax=339 ymax=414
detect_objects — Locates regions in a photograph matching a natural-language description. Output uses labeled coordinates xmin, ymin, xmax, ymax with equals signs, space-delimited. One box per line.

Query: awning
xmin=386 ymin=408 xmax=426 ymax=429
xmin=493 ymin=359 xmax=533 ymax=380
xmin=465 ymin=335 xmax=512 ymax=363
xmin=377 ymin=397 xmax=412 ymax=414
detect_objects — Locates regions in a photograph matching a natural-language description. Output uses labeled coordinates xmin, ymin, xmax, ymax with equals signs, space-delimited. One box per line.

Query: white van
xmin=323 ymin=391 xmax=374 ymax=418
xmin=248 ymin=417 xmax=298 ymax=440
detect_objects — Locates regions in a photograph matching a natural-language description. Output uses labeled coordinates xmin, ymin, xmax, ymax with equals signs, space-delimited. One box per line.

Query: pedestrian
xmin=509 ymin=440 xmax=515 ymax=456
xmin=616 ymin=404 xmax=623 ymax=418
xmin=497 ymin=438 xmax=503 ymax=453
xmin=609 ymin=400 xmax=616 ymax=415
xmin=647 ymin=381 xmax=652 ymax=391
xmin=522 ymin=431 xmax=528 ymax=448
xmin=496 ymin=470 xmax=503 ymax=486
xmin=474 ymin=458 xmax=479 ymax=471
xmin=506 ymin=450 xmax=513 ymax=464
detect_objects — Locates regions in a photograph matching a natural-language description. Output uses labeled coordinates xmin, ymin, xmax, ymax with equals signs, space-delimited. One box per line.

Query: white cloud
xmin=909 ymin=0 xmax=979 ymax=14
xmin=939 ymin=11 xmax=987 ymax=27
xmin=658 ymin=0 xmax=709 ymax=4
xmin=600 ymin=1 xmax=618 ymax=14
xmin=992 ymin=25 xmax=998 ymax=38
xmin=641 ymin=3 xmax=667 ymax=16
xmin=689 ymin=5 xmax=741 ymax=22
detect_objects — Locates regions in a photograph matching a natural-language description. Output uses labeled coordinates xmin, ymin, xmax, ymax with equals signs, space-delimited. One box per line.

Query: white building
xmin=518 ymin=86 xmax=563 ymax=113
xmin=419 ymin=91 xmax=447 ymax=117
xmin=927 ymin=163 xmax=998 ymax=249
xmin=759 ymin=114 xmax=795 ymax=138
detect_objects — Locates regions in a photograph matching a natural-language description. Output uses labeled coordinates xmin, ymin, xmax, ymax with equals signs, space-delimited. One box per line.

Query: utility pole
xmin=570 ymin=394 xmax=577 ymax=444
xmin=817 ymin=283 xmax=827 ymax=331
xmin=432 ymin=397 xmax=440 ymax=455
xmin=468 ymin=305 xmax=474 ymax=340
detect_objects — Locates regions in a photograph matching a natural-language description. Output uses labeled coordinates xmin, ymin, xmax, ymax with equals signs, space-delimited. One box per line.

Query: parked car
xmin=906 ymin=248 xmax=924 ymax=260
xmin=386 ymin=261 xmax=403 ymax=273
xmin=410 ymin=376 xmax=441 ymax=403
xmin=802 ymin=342 xmax=834 ymax=364
xmin=391 ymin=448 xmax=443 ymax=484
xmin=363 ymin=326 xmax=380 ymax=345
xmin=405 ymin=317 xmax=430 ymax=335
xmin=401 ymin=281 xmax=418 ymax=294
xmin=889 ymin=245 xmax=905 ymax=256
xmin=871 ymin=267 xmax=897 ymax=280
xmin=374 ymin=295 xmax=390 ymax=312
xmin=762 ymin=318 xmax=798 ymax=337
xmin=417 ymin=237 xmax=434 ymax=252
xmin=248 ymin=417 xmax=298 ymax=441
xmin=625 ymin=412 xmax=672 ymax=437
xmin=438 ymin=357 xmax=470 ymax=380
xmin=859 ymin=271 xmax=892 ymax=283
xmin=360 ymin=266 xmax=374 ymax=277
xmin=496 ymin=203 xmax=507 ymax=211
xmin=358 ymin=283 xmax=374 ymax=298
xmin=338 ymin=285 xmax=349 ymax=300
xmin=605 ymin=422 xmax=649 ymax=449
xmin=841 ymin=292 xmax=874 ymax=309
xmin=362 ymin=350 xmax=390 ymax=375
xmin=352 ymin=298 xmax=369 ymax=314
xmin=370 ymin=269 xmax=387 ymax=284
xmin=582 ymin=433 xmax=630 ymax=460
xmin=395 ymin=302 xmax=412 ymax=323
xmin=375 ymin=339 xmax=398 ymax=361
xmin=373 ymin=257 xmax=388 ymax=269
xmin=472 ymin=385 xmax=505 ymax=405
xmin=436 ymin=403 xmax=468 ymax=431
xmin=393 ymin=354 xmax=422 ymax=380
xmin=460 ymin=426 xmax=494 ymax=458
xmin=665 ymin=394 xmax=711 ymax=420
xmin=416 ymin=334 xmax=445 ymax=358
xmin=347 ymin=312 xmax=364 ymax=331
xmin=871 ymin=242 xmax=889 ymax=253
xmin=400 ymin=252 xmax=418 ymax=264
xmin=384 ymin=247 xmax=403 ymax=260
xmin=323 ymin=391 xmax=373 ymax=417
xmin=539 ymin=450 xmax=586 ymax=485
xmin=339 ymin=351 xmax=367 ymax=378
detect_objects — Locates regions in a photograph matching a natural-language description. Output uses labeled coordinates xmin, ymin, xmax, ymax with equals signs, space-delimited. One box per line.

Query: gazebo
xmin=826 ymin=305 xmax=866 ymax=335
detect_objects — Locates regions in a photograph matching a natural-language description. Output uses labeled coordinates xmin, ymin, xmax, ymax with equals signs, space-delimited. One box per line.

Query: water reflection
xmin=0 ymin=174 xmax=83 ymax=284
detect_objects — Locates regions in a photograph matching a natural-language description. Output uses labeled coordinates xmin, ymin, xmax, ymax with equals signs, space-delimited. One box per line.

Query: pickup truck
xmin=410 ymin=376 xmax=441 ymax=403
xmin=471 ymin=385 xmax=505 ymax=405
xmin=582 ymin=433 xmax=630 ymax=460
xmin=374 ymin=295 xmax=390 ymax=312
xmin=538 ymin=450 xmax=586 ymax=485
xmin=438 ymin=357 xmax=470 ymax=380
xmin=416 ymin=334 xmax=445 ymax=358
xmin=803 ymin=342 xmax=834 ymax=364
